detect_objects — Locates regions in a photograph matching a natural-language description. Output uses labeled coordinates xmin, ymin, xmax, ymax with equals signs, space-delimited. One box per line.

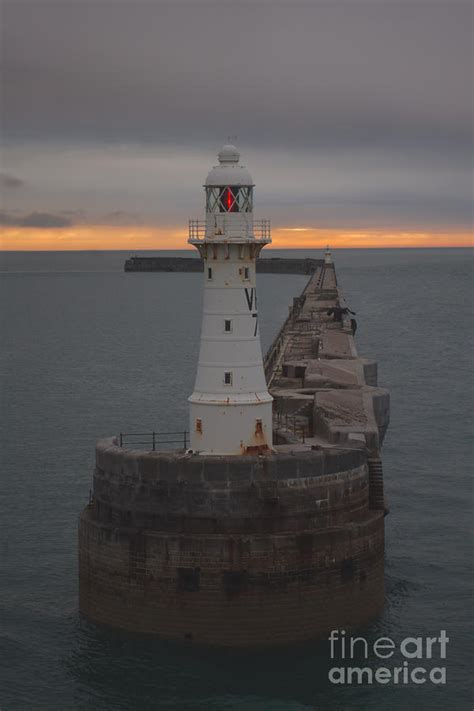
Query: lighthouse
xmin=80 ymin=144 xmax=388 ymax=644
xmin=188 ymin=144 xmax=273 ymax=455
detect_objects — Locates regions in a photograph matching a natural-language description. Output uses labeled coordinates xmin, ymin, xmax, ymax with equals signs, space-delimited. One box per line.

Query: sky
xmin=1 ymin=0 xmax=472 ymax=250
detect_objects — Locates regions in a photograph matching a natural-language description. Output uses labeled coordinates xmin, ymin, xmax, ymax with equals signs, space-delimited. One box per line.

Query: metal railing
xmin=188 ymin=218 xmax=271 ymax=241
xmin=274 ymin=412 xmax=309 ymax=443
xmin=254 ymin=219 xmax=271 ymax=240
xmin=119 ymin=431 xmax=189 ymax=451
xmin=264 ymin=293 xmax=308 ymax=384
xmin=189 ymin=220 xmax=206 ymax=240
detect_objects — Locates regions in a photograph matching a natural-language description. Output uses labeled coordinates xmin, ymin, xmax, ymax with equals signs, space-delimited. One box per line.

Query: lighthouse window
xmin=219 ymin=187 xmax=239 ymax=213
xmin=207 ymin=267 xmax=213 ymax=280
xmin=243 ymin=267 xmax=250 ymax=280
xmin=224 ymin=371 xmax=233 ymax=385
xmin=224 ymin=319 xmax=232 ymax=333
xmin=206 ymin=186 xmax=253 ymax=214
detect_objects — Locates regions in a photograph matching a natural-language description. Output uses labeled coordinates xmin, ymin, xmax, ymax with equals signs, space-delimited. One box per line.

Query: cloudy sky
xmin=1 ymin=0 xmax=472 ymax=249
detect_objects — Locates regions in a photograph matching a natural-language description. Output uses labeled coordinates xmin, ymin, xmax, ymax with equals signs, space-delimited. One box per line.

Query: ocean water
xmin=0 ymin=248 xmax=472 ymax=710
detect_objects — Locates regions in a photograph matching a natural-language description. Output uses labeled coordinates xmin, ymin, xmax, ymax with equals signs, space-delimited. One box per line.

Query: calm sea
xmin=0 ymin=249 xmax=472 ymax=710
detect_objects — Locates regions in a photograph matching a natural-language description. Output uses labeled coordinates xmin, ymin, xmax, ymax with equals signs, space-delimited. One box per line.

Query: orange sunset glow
xmin=0 ymin=225 xmax=471 ymax=251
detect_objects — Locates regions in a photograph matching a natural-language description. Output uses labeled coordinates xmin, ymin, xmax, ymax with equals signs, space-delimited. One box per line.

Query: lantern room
xmin=189 ymin=144 xmax=270 ymax=243
xmin=204 ymin=144 xmax=254 ymax=214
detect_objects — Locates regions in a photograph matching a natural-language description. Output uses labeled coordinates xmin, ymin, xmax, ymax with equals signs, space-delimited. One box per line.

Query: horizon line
xmin=1 ymin=245 xmax=473 ymax=253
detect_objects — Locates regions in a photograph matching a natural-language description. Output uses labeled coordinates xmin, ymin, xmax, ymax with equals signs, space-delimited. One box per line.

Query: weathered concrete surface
xmin=79 ymin=260 xmax=389 ymax=645
xmin=79 ymin=438 xmax=384 ymax=644
xmin=266 ymin=262 xmax=390 ymax=455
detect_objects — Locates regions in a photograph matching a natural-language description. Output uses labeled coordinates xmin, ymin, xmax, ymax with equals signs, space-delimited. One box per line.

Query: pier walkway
xmin=264 ymin=261 xmax=390 ymax=457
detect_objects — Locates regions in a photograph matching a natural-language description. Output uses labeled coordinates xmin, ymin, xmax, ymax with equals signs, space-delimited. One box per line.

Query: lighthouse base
xmin=78 ymin=439 xmax=385 ymax=646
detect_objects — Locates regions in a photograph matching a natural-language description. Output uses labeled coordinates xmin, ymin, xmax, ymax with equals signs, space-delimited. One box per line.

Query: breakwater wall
xmin=124 ymin=255 xmax=323 ymax=274
xmin=79 ymin=259 xmax=389 ymax=646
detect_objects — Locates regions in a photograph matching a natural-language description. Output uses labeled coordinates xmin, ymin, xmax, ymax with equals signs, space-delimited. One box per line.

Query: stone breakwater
xmin=124 ymin=255 xmax=323 ymax=274
xmin=79 ymin=260 xmax=389 ymax=645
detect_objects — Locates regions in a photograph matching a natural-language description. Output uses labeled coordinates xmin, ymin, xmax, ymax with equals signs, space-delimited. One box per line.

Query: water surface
xmin=0 ymin=248 xmax=472 ymax=710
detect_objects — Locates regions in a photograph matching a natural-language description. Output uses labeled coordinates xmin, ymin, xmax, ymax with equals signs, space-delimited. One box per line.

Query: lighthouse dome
xmin=218 ymin=144 xmax=240 ymax=163
xmin=205 ymin=144 xmax=254 ymax=187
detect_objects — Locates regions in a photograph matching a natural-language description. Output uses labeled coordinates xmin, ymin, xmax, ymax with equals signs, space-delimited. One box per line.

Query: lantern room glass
xmin=206 ymin=186 xmax=253 ymax=213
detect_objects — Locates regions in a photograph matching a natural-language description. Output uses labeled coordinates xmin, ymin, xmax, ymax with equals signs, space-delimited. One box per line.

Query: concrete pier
xmin=79 ymin=259 xmax=389 ymax=645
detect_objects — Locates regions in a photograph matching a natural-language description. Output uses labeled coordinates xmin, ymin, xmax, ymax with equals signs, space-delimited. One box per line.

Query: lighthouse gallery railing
xmin=189 ymin=219 xmax=270 ymax=241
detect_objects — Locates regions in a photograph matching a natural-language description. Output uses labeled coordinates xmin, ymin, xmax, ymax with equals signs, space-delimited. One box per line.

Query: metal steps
xmin=368 ymin=457 xmax=385 ymax=510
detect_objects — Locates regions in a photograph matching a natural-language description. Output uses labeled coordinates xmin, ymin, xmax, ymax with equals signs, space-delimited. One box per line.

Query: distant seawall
xmin=124 ymin=256 xmax=323 ymax=275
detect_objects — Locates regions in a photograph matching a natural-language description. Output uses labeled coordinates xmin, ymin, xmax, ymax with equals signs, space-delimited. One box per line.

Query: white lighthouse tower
xmin=188 ymin=145 xmax=273 ymax=455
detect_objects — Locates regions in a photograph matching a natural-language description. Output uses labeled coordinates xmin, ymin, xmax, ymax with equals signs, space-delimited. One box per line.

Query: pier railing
xmin=119 ymin=431 xmax=189 ymax=451
xmin=264 ymin=291 xmax=309 ymax=384
xmin=264 ymin=264 xmax=327 ymax=384
xmin=264 ymin=312 xmax=293 ymax=385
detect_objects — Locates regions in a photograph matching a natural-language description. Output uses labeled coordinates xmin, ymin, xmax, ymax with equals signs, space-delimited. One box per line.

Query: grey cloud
xmin=59 ymin=209 xmax=87 ymax=220
xmin=99 ymin=211 xmax=143 ymax=226
xmin=2 ymin=2 xmax=472 ymax=151
xmin=0 ymin=211 xmax=72 ymax=228
xmin=1 ymin=1 xmax=472 ymax=231
xmin=0 ymin=173 xmax=24 ymax=189
xmin=0 ymin=206 xmax=144 ymax=227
